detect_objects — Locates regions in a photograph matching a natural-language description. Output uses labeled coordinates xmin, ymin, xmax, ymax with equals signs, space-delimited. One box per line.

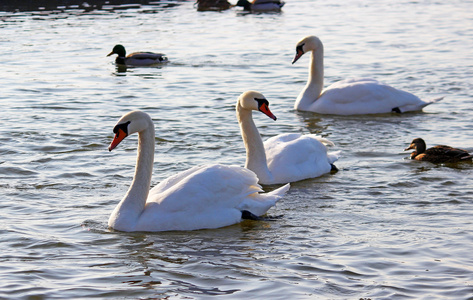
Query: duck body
xmin=196 ymin=0 xmax=231 ymax=11
xmin=235 ymin=0 xmax=285 ymax=12
xmin=107 ymin=44 xmax=168 ymax=67
xmin=237 ymin=91 xmax=340 ymax=185
xmin=405 ymin=138 xmax=473 ymax=164
xmin=292 ymin=36 xmax=442 ymax=115
xmin=108 ymin=111 xmax=289 ymax=232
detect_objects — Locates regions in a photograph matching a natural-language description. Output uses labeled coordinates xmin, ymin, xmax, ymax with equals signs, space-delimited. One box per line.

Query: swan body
xmin=235 ymin=0 xmax=285 ymax=12
xmin=292 ymin=36 xmax=442 ymax=115
xmin=107 ymin=44 xmax=168 ymax=66
xmin=108 ymin=111 xmax=289 ymax=232
xmin=405 ymin=138 xmax=473 ymax=164
xmin=237 ymin=91 xmax=340 ymax=185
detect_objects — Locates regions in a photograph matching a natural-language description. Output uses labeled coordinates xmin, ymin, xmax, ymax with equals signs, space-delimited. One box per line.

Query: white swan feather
xmin=108 ymin=111 xmax=289 ymax=232
xmin=292 ymin=36 xmax=442 ymax=115
xmin=237 ymin=91 xmax=340 ymax=185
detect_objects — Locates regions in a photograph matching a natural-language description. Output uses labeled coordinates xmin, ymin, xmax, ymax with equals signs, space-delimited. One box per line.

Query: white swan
xmin=107 ymin=110 xmax=290 ymax=232
xmin=237 ymin=91 xmax=340 ymax=185
xmin=292 ymin=35 xmax=442 ymax=115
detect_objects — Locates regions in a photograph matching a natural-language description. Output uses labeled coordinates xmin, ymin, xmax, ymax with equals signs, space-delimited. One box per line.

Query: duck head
xmin=235 ymin=0 xmax=252 ymax=10
xmin=107 ymin=44 xmax=127 ymax=58
xmin=405 ymin=138 xmax=427 ymax=154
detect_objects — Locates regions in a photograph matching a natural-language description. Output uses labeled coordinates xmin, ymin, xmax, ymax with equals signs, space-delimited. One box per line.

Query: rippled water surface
xmin=1 ymin=0 xmax=473 ymax=299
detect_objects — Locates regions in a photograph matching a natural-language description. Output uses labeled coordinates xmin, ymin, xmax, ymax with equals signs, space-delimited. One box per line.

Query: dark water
xmin=1 ymin=0 xmax=473 ymax=299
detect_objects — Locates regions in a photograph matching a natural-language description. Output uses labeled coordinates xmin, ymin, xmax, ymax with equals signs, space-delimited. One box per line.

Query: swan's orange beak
xmin=292 ymin=48 xmax=304 ymax=64
xmin=109 ymin=128 xmax=127 ymax=151
xmin=259 ymin=103 xmax=277 ymax=121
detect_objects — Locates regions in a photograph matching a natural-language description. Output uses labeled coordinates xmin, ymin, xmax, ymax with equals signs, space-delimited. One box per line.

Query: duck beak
xmin=107 ymin=51 xmax=114 ymax=57
xmin=109 ymin=128 xmax=127 ymax=151
xmin=404 ymin=143 xmax=415 ymax=151
xmin=259 ymin=103 xmax=277 ymax=121
xmin=292 ymin=49 xmax=304 ymax=64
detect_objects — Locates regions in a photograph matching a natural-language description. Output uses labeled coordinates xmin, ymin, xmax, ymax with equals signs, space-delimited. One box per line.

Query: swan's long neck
xmin=294 ymin=46 xmax=324 ymax=111
xmin=237 ymin=103 xmax=273 ymax=183
xmin=109 ymin=125 xmax=155 ymax=231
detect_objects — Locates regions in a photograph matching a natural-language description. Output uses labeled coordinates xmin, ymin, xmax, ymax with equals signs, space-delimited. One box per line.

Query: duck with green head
xmin=107 ymin=44 xmax=168 ymax=66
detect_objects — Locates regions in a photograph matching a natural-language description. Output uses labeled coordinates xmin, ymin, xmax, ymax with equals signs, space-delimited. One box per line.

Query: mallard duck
xmin=405 ymin=138 xmax=473 ymax=164
xmin=235 ymin=0 xmax=285 ymax=12
xmin=292 ymin=36 xmax=442 ymax=115
xmin=107 ymin=44 xmax=168 ymax=66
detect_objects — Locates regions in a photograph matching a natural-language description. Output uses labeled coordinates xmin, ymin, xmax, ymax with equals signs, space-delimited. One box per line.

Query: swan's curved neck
xmin=294 ymin=47 xmax=324 ymax=111
xmin=109 ymin=125 xmax=155 ymax=231
xmin=237 ymin=103 xmax=273 ymax=183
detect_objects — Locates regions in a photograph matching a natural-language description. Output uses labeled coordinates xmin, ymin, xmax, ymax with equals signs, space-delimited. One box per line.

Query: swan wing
xmin=149 ymin=164 xmax=261 ymax=207
xmin=313 ymin=78 xmax=427 ymax=114
xmin=149 ymin=165 xmax=207 ymax=195
xmin=136 ymin=164 xmax=286 ymax=231
xmin=263 ymin=133 xmax=337 ymax=183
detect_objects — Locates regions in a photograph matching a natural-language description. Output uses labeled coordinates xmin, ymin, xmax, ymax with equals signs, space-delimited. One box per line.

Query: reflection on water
xmin=1 ymin=0 xmax=184 ymax=13
xmin=112 ymin=63 xmax=170 ymax=76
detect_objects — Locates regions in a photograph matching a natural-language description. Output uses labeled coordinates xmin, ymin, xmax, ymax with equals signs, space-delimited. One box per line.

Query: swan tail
xmin=421 ymin=97 xmax=443 ymax=108
xmin=427 ymin=97 xmax=443 ymax=104
xmin=309 ymin=135 xmax=335 ymax=147
xmin=396 ymin=97 xmax=443 ymax=113
xmin=318 ymin=138 xmax=335 ymax=147
xmin=238 ymin=183 xmax=290 ymax=216
xmin=267 ymin=183 xmax=291 ymax=197
xmin=327 ymin=150 xmax=341 ymax=164
xmin=243 ymin=184 xmax=265 ymax=197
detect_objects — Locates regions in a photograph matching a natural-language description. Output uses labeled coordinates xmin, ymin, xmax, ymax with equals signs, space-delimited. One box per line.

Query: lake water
xmin=1 ymin=0 xmax=473 ymax=299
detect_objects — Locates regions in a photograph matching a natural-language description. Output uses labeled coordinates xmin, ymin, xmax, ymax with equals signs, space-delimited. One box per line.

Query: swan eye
xmin=113 ymin=121 xmax=130 ymax=136
xmin=296 ymin=43 xmax=305 ymax=54
xmin=255 ymin=97 xmax=277 ymax=120
xmin=254 ymin=97 xmax=269 ymax=109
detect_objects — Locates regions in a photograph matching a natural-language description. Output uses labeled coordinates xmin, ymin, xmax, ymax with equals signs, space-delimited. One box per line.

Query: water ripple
xmin=1 ymin=0 xmax=473 ymax=299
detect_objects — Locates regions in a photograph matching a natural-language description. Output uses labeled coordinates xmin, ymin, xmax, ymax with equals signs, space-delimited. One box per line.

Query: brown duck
xmin=405 ymin=138 xmax=473 ymax=163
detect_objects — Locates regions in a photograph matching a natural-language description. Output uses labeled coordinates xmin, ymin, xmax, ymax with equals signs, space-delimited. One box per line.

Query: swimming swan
xmin=237 ymin=91 xmax=340 ymax=185
xmin=107 ymin=110 xmax=290 ymax=232
xmin=107 ymin=44 xmax=168 ymax=66
xmin=292 ymin=35 xmax=442 ymax=115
